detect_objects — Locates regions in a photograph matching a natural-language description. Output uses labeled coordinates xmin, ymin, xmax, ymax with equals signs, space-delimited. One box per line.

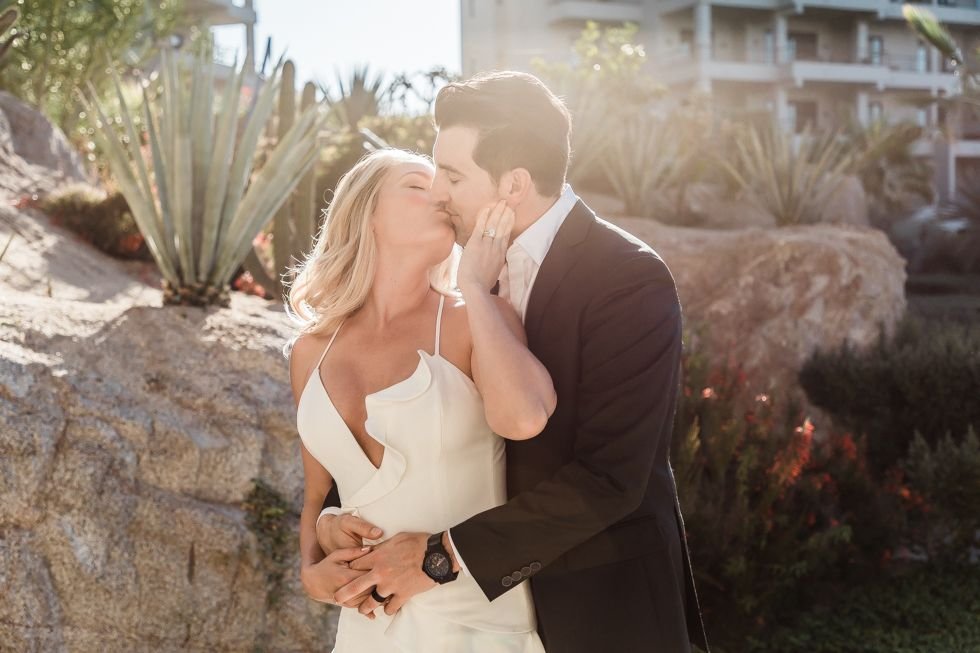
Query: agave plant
xmin=78 ymin=40 xmax=330 ymax=307
xmin=601 ymin=109 xmax=697 ymax=217
xmin=319 ymin=64 xmax=386 ymax=130
xmin=719 ymin=122 xmax=854 ymax=226
xmin=840 ymin=118 xmax=934 ymax=222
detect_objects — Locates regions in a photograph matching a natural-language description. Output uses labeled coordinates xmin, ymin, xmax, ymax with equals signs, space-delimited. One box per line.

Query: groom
xmin=322 ymin=71 xmax=710 ymax=652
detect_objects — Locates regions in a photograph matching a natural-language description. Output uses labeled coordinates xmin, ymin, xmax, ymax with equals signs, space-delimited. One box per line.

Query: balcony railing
xmin=546 ymin=0 xmax=644 ymax=25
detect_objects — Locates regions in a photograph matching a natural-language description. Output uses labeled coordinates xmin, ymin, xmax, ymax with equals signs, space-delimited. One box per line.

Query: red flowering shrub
xmin=672 ymin=327 xmax=903 ymax=646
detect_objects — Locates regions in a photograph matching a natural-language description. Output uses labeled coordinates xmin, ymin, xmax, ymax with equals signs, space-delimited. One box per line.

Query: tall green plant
xmin=840 ymin=119 xmax=934 ymax=224
xmin=720 ymin=122 xmax=854 ymax=226
xmin=601 ymin=110 xmax=696 ymax=216
xmin=78 ymin=41 xmax=330 ymax=307
xmin=319 ymin=64 xmax=386 ymax=130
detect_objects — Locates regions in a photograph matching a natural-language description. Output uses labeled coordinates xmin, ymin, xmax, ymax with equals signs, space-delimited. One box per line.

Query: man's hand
xmin=335 ymin=532 xmax=437 ymax=617
xmin=301 ymin=546 xmax=378 ymax=615
xmin=457 ymin=200 xmax=515 ymax=294
xmin=316 ymin=512 xmax=384 ymax=553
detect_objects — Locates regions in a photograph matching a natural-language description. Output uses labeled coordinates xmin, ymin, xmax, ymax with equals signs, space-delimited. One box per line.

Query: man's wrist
xmin=441 ymin=531 xmax=461 ymax=573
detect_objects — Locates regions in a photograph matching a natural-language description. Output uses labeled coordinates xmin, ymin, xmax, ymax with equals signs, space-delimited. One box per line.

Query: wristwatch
xmin=421 ymin=532 xmax=459 ymax=584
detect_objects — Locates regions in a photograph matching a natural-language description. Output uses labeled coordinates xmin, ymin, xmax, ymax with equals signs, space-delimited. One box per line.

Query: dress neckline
xmin=301 ymin=293 xmax=449 ymax=472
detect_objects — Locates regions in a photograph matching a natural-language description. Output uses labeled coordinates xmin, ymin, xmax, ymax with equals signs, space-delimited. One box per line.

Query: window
xmin=869 ymin=36 xmax=883 ymax=66
xmin=788 ymin=32 xmax=817 ymax=61
xmin=917 ymin=108 xmax=929 ymax=127
xmin=764 ymin=29 xmax=774 ymax=63
xmin=916 ymin=42 xmax=928 ymax=72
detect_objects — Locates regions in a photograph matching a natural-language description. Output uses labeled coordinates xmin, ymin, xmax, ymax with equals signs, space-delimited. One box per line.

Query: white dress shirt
xmin=319 ymin=184 xmax=581 ymax=577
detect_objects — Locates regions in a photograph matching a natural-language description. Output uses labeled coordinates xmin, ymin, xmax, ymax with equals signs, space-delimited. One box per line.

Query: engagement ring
xmin=483 ymin=228 xmax=496 ymax=238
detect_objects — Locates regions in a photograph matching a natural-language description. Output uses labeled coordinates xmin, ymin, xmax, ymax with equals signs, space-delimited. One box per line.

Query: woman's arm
xmin=463 ymin=289 xmax=557 ymax=440
xmin=456 ymin=201 xmax=556 ymax=440
xmin=289 ymin=336 xmax=373 ymax=606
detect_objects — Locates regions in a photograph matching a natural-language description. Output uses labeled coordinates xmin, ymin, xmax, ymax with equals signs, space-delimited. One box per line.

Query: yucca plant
xmin=601 ymin=110 xmax=696 ymax=217
xmin=840 ymin=118 xmax=934 ymax=222
xmin=319 ymin=64 xmax=386 ymax=130
xmin=78 ymin=40 xmax=330 ymax=307
xmin=719 ymin=122 xmax=854 ymax=226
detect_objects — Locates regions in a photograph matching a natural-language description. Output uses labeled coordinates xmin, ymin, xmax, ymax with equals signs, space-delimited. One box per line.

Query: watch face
xmin=425 ymin=552 xmax=450 ymax=578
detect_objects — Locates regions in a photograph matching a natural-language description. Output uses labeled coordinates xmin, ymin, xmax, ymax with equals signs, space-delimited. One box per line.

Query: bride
xmin=284 ymin=148 xmax=554 ymax=652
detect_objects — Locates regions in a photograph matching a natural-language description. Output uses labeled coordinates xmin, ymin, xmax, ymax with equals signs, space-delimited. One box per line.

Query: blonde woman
xmin=285 ymin=148 xmax=553 ymax=652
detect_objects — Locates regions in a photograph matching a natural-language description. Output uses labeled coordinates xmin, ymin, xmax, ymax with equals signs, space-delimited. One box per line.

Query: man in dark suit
xmin=324 ymin=71 xmax=709 ymax=652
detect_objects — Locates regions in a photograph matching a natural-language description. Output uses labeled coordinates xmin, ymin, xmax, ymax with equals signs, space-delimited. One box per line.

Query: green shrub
xmin=673 ymin=330 xmax=889 ymax=647
xmin=900 ymin=427 xmax=980 ymax=563
xmin=747 ymin=562 xmax=980 ymax=653
xmin=799 ymin=314 xmax=980 ymax=473
xmin=37 ymin=183 xmax=150 ymax=260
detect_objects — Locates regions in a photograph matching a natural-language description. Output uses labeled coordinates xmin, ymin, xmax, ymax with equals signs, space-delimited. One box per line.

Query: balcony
xmin=183 ymin=0 xmax=257 ymax=27
xmin=651 ymin=46 xmax=959 ymax=92
xmin=547 ymin=0 xmax=644 ymax=25
xmin=657 ymin=1 xmax=980 ymax=24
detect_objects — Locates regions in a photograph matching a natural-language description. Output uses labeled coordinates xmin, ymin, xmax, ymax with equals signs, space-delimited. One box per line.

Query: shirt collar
xmin=509 ymin=184 xmax=579 ymax=267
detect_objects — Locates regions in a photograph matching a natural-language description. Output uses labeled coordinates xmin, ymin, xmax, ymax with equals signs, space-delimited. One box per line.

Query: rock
xmin=680 ymin=182 xmax=778 ymax=229
xmin=1 ymin=168 xmax=337 ymax=649
xmin=0 ymin=91 xmax=93 ymax=198
xmin=605 ymin=215 xmax=907 ymax=402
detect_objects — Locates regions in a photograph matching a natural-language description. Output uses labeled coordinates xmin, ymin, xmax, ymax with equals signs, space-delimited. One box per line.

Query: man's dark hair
xmin=433 ymin=71 xmax=571 ymax=197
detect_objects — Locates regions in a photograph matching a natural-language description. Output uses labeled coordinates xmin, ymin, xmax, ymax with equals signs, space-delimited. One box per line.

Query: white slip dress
xmin=296 ymin=293 xmax=545 ymax=653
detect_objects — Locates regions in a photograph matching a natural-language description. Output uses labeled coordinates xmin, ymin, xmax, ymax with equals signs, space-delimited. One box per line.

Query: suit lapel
xmin=524 ymin=199 xmax=593 ymax=340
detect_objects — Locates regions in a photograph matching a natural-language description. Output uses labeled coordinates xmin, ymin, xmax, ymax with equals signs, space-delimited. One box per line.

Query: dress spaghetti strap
xmin=434 ymin=294 xmax=446 ymax=357
xmin=310 ymin=319 xmax=345 ymax=384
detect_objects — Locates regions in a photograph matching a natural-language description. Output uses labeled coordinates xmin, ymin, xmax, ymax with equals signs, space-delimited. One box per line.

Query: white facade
xmin=460 ymin=0 xmax=980 ymax=199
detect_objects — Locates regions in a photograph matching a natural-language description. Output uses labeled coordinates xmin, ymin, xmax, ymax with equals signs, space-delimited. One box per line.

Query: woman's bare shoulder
xmin=288 ymin=333 xmax=329 ymax=404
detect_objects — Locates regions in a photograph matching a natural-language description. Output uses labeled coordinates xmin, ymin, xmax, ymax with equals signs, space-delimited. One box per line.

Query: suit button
xmin=501 ymin=576 xmax=513 ymax=587
xmin=529 ymin=561 xmax=542 ymax=573
xmin=510 ymin=571 xmax=522 ymax=581
xmin=521 ymin=566 xmax=532 ymax=576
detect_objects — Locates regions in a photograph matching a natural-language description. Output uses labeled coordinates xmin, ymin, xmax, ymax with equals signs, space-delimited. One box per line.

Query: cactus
xmin=249 ymin=66 xmax=322 ymax=300
xmin=271 ymin=60 xmax=296 ymax=297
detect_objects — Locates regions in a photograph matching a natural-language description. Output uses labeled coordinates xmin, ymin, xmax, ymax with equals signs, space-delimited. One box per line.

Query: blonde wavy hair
xmin=283 ymin=148 xmax=460 ymax=356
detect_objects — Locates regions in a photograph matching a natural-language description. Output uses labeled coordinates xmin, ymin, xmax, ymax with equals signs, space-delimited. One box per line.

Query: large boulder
xmin=0 ymin=96 xmax=337 ymax=650
xmin=0 ymin=91 xmax=93 ymax=198
xmin=605 ymin=215 xmax=907 ymax=400
xmin=0 ymin=268 xmax=339 ymax=651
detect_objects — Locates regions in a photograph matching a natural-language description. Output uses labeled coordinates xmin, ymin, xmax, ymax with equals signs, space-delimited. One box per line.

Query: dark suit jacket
xmin=322 ymin=199 xmax=709 ymax=651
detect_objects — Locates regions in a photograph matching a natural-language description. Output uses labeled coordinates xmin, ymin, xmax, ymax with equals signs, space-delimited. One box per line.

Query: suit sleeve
xmin=320 ymin=483 xmax=341 ymax=511
xmin=448 ymin=253 xmax=683 ymax=601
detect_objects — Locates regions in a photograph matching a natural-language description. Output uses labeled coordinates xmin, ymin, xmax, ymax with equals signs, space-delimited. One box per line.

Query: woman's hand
xmin=457 ymin=200 xmax=515 ymax=294
xmin=301 ymin=546 xmax=378 ymax=615
xmin=316 ymin=512 xmax=384 ymax=554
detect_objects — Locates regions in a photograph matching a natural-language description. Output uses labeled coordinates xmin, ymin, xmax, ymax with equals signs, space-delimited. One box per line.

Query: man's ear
xmin=497 ymin=168 xmax=533 ymax=207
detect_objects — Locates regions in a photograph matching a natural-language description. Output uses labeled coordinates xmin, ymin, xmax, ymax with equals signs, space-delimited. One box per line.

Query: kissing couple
xmin=286 ymin=70 xmax=710 ymax=653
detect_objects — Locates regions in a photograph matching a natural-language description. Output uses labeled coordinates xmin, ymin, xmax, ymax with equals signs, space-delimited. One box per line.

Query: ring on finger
xmin=371 ymin=586 xmax=391 ymax=603
xmin=483 ymin=227 xmax=496 ymax=239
